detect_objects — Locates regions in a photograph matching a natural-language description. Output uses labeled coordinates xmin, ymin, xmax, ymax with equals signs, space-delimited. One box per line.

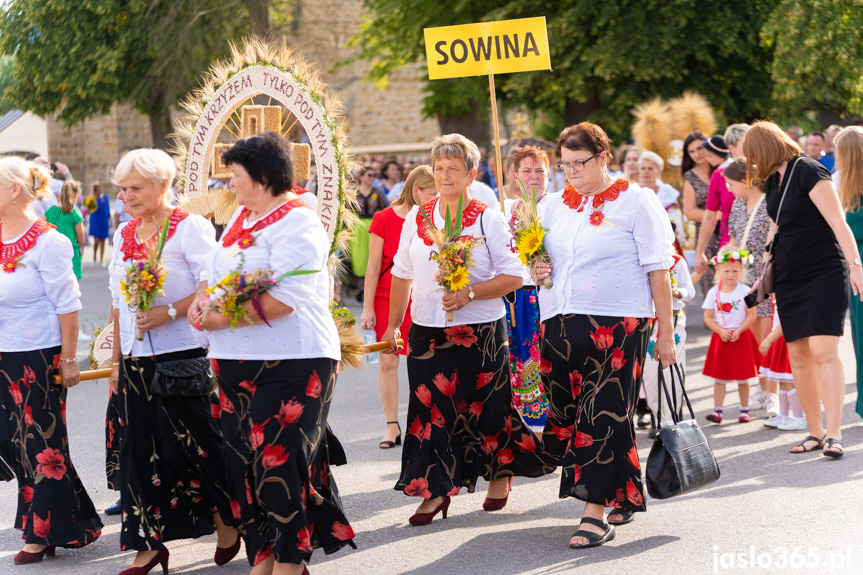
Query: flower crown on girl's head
xmin=710 ymin=249 xmax=753 ymax=266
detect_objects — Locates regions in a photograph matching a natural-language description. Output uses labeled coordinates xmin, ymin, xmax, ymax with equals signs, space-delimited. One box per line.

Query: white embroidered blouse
xmin=0 ymin=221 xmax=81 ymax=352
xmin=204 ymin=201 xmax=340 ymax=361
xmin=537 ymin=180 xmax=674 ymax=321
xmin=110 ymin=211 xmax=217 ymax=357
xmin=391 ymin=198 xmax=524 ymax=327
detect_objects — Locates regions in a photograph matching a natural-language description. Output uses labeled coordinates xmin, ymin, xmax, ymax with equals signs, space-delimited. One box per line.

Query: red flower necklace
xmin=416 ymin=197 xmax=488 ymax=246
xmin=0 ymin=219 xmax=55 ymax=273
xmin=121 ymin=208 xmax=189 ymax=262
xmin=221 ymin=198 xmax=309 ymax=249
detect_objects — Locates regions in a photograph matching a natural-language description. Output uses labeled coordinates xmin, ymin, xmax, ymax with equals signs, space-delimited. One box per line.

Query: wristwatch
xmin=852 ymin=257 xmax=862 ymax=268
xmin=167 ymin=303 xmax=177 ymax=321
xmin=467 ymin=286 xmax=475 ymax=301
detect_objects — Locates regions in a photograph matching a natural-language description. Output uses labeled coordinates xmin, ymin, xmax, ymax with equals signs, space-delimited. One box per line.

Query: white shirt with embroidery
xmin=110 ymin=214 xmax=217 ymax=357
xmin=537 ymin=181 xmax=674 ymax=321
xmin=205 ymin=204 xmax=340 ymax=361
xmin=392 ymin=200 xmax=523 ymax=327
xmin=0 ymin=226 xmax=81 ymax=351
xmin=701 ymin=283 xmax=750 ymax=330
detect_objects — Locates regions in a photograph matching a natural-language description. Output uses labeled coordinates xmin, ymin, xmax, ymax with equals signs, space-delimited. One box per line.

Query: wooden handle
xmin=362 ymin=339 xmax=404 ymax=353
xmin=52 ymin=368 xmax=113 ymax=386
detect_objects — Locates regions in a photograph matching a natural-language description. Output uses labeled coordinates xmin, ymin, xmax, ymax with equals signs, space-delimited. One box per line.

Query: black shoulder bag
xmin=755 ymin=158 xmax=800 ymax=304
xmin=147 ymin=332 xmax=216 ymax=398
xmin=646 ymin=362 xmax=721 ymax=499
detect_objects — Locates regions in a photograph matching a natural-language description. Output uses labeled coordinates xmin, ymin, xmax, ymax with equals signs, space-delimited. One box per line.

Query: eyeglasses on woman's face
xmin=557 ymin=153 xmax=599 ymax=173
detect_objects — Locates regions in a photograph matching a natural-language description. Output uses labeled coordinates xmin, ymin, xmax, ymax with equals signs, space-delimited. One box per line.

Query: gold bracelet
xmin=112 ymin=362 xmax=121 ymax=366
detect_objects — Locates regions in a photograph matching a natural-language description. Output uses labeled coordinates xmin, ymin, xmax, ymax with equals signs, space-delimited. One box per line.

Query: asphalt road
xmin=2 ymin=243 xmax=862 ymax=575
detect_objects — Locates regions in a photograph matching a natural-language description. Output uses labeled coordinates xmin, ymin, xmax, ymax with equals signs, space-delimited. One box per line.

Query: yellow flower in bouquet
xmin=445 ymin=265 xmax=470 ymax=291
xmin=516 ymin=225 xmax=545 ymax=267
xmin=83 ymin=196 xmax=97 ymax=211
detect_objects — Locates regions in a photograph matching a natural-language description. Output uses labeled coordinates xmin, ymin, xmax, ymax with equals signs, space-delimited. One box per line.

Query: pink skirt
xmin=703 ymin=330 xmax=761 ymax=381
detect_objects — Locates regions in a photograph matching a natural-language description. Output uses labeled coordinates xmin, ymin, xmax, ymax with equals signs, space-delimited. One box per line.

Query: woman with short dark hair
xmin=744 ymin=121 xmax=863 ymax=458
xmin=191 ymin=131 xmax=355 ymax=574
xmin=533 ymin=122 xmax=675 ymax=548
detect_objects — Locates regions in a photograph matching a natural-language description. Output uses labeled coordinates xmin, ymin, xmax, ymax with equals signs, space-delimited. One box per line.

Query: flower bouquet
xmin=511 ymin=180 xmax=552 ymax=289
xmin=420 ymin=195 xmax=481 ymax=322
xmin=83 ymin=195 xmax=97 ymax=212
xmin=120 ymin=219 xmax=170 ymax=340
xmin=207 ymin=261 xmax=319 ymax=330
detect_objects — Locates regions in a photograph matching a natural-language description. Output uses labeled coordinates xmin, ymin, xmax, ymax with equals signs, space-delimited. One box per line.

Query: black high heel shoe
xmin=379 ymin=421 xmax=401 ymax=449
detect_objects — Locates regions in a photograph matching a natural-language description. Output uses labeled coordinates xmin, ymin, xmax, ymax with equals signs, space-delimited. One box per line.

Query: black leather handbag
xmin=151 ymin=356 xmax=216 ymax=398
xmin=646 ymin=363 xmax=721 ymax=499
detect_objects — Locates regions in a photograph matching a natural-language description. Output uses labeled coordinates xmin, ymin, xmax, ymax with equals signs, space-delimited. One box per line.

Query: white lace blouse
xmin=0 ymin=224 xmax=81 ymax=352
xmin=392 ymin=199 xmax=523 ymax=327
xmin=538 ymin=180 xmax=674 ymax=321
xmin=204 ymin=203 xmax=340 ymax=361
xmin=110 ymin=213 xmax=216 ymax=357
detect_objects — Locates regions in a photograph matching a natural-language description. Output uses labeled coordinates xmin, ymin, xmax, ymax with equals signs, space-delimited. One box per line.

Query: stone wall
xmin=47 ymin=103 xmax=153 ymax=193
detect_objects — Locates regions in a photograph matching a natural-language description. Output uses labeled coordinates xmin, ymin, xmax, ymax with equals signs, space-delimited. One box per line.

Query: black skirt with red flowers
xmin=396 ymin=320 xmax=556 ymax=500
xmin=0 ymin=347 xmax=103 ymax=547
xmin=540 ymin=314 xmax=650 ymax=513
xmin=215 ymin=356 xmax=356 ymax=566
xmin=117 ymin=349 xmax=235 ymax=551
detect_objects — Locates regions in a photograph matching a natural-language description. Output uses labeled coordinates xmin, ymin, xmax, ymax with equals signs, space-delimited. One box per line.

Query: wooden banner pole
xmin=488 ymin=73 xmax=506 ymax=212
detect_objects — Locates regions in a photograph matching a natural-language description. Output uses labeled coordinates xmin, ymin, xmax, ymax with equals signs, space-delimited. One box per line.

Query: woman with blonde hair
xmin=45 ymin=180 xmax=85 ymax=279
xmin=107 ymin=148 xmax=238 ymax=574
xmin=835 ymin=125 xmax=863 ymax=420
xmin=361 ymin=165 xmax=438 ymax=448
xmin=744 ymin=120 xmax=863 ymax=458
xmin=0 ymin=157 xmax=103 ymax=565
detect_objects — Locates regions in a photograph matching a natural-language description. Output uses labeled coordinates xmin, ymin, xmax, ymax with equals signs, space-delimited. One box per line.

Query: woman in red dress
xmin=361 ymin=166 xmax=438 ymax=448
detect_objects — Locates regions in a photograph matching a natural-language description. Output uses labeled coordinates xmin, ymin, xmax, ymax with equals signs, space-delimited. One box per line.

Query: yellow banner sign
xmin=424 ymin=17 xmax=551 ymax=80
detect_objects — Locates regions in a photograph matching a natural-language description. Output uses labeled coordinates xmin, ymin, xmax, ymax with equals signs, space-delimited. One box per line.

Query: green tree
xmin=0 ymin=55 xmax=17 ymax=116
xmin=763 ymin=0 xmax=863 ymax=122
xmin=0 ymin=1 xmax=247 ymax=148
xmin=347 ymin=0 xmax=781 ymax=144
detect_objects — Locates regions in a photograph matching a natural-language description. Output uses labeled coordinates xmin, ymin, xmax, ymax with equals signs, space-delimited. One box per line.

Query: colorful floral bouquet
xmin=120 ymin=219 xmax=170 ymax=340
xmin=420 ymin=195 xmax=481 ymax=322
xmin=207 ymin=261 xmax=318 ymax=330
xmin=511 ymin=180 xmax=552 ymax=289
xmin=83 ymin=195 xmax=97 ymax=212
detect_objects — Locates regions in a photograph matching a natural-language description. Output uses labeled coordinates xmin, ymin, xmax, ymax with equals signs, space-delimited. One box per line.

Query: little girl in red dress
xmin=701 ymin=246 xmax=762 ymax=423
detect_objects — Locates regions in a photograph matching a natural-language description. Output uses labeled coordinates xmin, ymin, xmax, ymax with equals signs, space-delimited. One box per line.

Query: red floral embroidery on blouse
xmin=221 ymin=198 xmax=309 ymax=249
xmin=0 ymin=219 xmax=55 ymax=273
xmin=120 ymin=208 xmax=189 ymax=262
xmin=416 ymin=197 xmax=488 ymax=246
xmin=562 ymin=179 xmax=630 ymax=212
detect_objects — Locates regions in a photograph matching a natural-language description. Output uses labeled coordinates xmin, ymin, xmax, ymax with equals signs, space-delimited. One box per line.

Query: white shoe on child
xmin=765 ymin=394 xmax=780 ymax=418
xmin=764 ymin=414 xmax=787 ymax=428
xmin=749 ymin=389 xmax=767 ymax=410
xmin=777 ymin=416 xmax=807 ymax=431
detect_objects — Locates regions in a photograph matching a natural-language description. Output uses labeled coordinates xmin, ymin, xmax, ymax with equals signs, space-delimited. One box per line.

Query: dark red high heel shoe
xmin=13 ymin=545 xmax=55 ymax=565
xmin=482 ymin=477 xmax=514 ymax=511
xmin=118 ymin=548 xmax=169 ymax=575
xmin=408 ymin=496 xmax=451 ymax=525
xmin=214 ymin=534 xmax=241 ymax=566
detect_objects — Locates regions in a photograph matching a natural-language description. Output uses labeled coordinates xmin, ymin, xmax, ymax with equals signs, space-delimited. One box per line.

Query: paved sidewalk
xmin=2 ymin=257 xmax=861 ymax=574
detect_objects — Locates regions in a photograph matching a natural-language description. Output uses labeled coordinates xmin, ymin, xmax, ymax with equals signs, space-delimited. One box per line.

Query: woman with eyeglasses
xmin=533 ymin=122 xmax=675 ymax=549
xmin=346 ymin=165 xmax=389 ymax=302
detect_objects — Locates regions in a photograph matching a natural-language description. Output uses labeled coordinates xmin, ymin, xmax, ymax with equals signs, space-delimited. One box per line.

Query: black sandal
xmin=823 ymin=438 xmax=844 ymax=458
xmin=379 ymin=421 xmax=402 ymax=449
xmin=569 ymin=517 xmax=616 ymax=549
xmin=607 ymin=508 xmax=635 ymax=525
xmin=790 ymin=434 xmax=825 ymax=454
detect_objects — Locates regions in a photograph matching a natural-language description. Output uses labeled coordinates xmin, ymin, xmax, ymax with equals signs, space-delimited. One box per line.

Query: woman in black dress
xmin=744 ymin=121 xmax=863 ymax=458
